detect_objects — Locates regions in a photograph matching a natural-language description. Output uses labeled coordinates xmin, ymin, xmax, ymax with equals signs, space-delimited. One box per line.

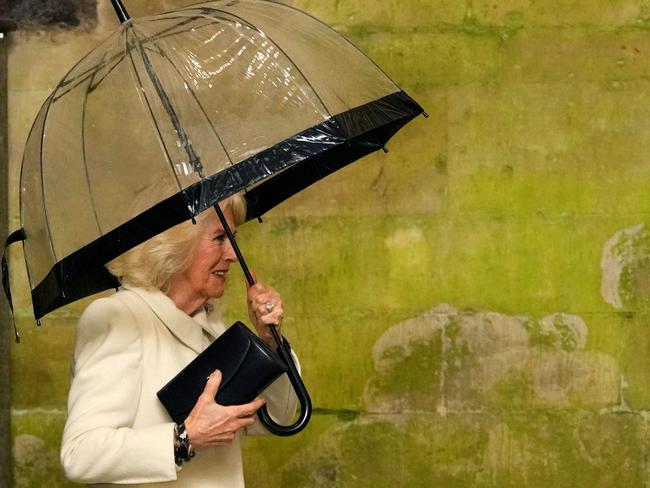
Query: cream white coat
xmin=61 ymin=285 xmax=298 ymax=487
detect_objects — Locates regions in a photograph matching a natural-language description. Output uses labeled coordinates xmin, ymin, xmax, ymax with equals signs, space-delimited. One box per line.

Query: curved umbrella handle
xmin=257 ymin=327 xmax=312 ymax=436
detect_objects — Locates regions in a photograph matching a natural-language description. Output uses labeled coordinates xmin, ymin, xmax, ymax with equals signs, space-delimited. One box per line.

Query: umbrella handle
xmin=257 ymin=327 xmax=312 ymax=436
xmin=213 ymin=204 xmax=312 ymax=434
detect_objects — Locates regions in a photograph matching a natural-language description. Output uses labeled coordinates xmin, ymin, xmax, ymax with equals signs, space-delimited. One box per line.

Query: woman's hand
xmin=247 ymin=282 xmax=284 ymax=348
xmin=183 ymin=370 xmax=266 ymax=449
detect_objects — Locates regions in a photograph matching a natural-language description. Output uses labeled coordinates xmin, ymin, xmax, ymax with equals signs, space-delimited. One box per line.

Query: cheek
xmin=193 ymin=248 xmax=223 ymax=278
xmin=186 ymin=254 xmax=209 ymax=282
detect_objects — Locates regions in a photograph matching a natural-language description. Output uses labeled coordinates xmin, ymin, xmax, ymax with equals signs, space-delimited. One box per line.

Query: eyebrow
xmin=213 ymin=229 xmax=237 ymax=236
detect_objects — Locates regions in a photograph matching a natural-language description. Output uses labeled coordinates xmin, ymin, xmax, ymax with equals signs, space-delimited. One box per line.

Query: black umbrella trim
xmin=30 ymin=90 xmax=423 ymax=318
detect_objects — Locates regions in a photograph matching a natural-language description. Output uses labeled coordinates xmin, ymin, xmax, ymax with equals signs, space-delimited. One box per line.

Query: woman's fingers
xmin=248 ymin=285 xmax=281 ymax=311
xmin=235 ymin=398 xmax=266 ymax=418
xmin=246 ymin=283 xmax=284 ymax=347
xmin=198 ymin=369 xmax=222 ymax=404
xmin=203 ymin=399 xmax=266 ymax=445
xmin=259 ymin=310 xmax=283 ymax=328
xmin=186 ymin=383 xmax=267 ymax=449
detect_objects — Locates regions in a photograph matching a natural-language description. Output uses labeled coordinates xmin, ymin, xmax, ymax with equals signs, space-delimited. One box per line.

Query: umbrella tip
xmin=111 ymin=0 xmax=131 ymax=23
xmin=382 ymin=146 xmax=389 ymax=154
xmin=422 ymin=111 xmax=429 ymax=118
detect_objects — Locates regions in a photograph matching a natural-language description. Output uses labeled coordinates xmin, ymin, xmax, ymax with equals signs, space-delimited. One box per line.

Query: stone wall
xmin=6 ymin=0 xmax=650 ymax=486
xmin=1 ymin=1 xmax=14 ymax=486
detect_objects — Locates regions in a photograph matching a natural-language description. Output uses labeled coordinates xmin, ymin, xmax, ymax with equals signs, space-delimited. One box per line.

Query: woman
xmin=61 ymin=194 xmax=298 ymax=487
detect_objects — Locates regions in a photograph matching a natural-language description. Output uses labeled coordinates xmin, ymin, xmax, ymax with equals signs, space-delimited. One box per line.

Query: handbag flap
xmin=214 ymin=323 xmax=253 ymax=387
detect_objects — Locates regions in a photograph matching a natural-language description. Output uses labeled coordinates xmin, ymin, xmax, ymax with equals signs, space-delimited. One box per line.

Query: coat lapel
xmin=124 ymin=285 xmax=208 ymax=354
xmin=192 ymin=304 xmax=227 ymax=342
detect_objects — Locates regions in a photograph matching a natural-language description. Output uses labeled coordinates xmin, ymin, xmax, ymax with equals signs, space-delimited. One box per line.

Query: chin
xmin=206 ymin=288 xmax=225 ymax=299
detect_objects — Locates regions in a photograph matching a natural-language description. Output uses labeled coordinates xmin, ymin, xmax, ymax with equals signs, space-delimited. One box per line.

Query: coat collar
xmin=123 ymin=285 xmax=224 ymax=354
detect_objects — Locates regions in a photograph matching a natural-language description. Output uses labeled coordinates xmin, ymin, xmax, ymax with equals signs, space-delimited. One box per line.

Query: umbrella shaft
xmin=213 ymin=203 xmax=255 ymax=287
xmin=111 ymin=0 xmax=130 ymax=23
xmin=212 ymin=203 xmax=284 ymax=347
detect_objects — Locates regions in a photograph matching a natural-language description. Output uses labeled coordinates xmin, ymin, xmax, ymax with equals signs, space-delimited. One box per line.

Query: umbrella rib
xmin=53 ymin=52 xmax=125 ymax=101
xmin=86 ymin=55 xmax=122 ymax=94
xmin=143 ymin=43 xmax=234 ymax=168
xmin=131 ymin=25 xmax=205 ymax=179
xmin=194 ymin=7 xmax=333 ymax=118
xmin=80 ymin=48 xmax=112 ymax=236
xmin=36 ymin=93 xmax=59 ymax=265
xmin=124 ymin=26 xmax=191 ymax=198
xmin=53 ymin=17 xmax=197 ymax=101
xmin=140 ymin=14 xmax=197 ymax=41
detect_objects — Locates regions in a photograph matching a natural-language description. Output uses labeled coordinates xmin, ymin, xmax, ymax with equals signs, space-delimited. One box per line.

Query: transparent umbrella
xmin=3 ymin=0 xmax=425 ymax=435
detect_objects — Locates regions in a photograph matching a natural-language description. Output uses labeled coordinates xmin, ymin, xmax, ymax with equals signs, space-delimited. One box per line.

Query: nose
xmin=224 ymin=237 xmax=238 ymax=262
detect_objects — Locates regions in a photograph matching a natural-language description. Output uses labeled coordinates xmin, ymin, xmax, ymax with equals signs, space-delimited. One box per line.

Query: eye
xmin=212 ymin=229 xmax=236 ymax=242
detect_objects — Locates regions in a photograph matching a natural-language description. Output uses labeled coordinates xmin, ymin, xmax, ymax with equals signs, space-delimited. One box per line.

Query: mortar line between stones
xmin=11 ymin=407 xmax=66 ymax=416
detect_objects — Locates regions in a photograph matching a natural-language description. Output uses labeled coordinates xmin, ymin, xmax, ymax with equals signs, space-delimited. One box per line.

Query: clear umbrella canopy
xmin=15 ymin=0 xmax=423 ymax=319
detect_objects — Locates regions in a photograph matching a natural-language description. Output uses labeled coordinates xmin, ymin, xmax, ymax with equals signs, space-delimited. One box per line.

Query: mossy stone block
xmin=294 ymin=0 xmax=467 ymax=29
xmin=447 ymin=81 xmax=650 ymax=215
xmin=351 ymin=30 xmax=504 ymax=88
xmin=11 ymin=317 xmax=75 ymax=410
xmin=257 ymin=411 xmax=647 ymax=487
xmin=472 ymin=0 xmax=644 ymax=26
xmin=502 ymin=28 xmax=650 ymax=84
xmin=12 ymin=409 xmax=74 ymax=488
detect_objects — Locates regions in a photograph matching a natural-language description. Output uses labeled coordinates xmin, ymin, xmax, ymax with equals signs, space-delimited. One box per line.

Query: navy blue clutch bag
xmin=157 ymin=321 xmax=288 ymax=424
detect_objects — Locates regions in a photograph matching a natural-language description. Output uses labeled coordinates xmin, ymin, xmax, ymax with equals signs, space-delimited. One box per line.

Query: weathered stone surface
xmin=365 ymin=305 xmax=620 ymax=413
xmin=248 ymin=411 xmax=648 ymax=487
xmin=7 ymin=29 xmax=111 ymax=90
xmin=243 ymin=414 xmax=341 ymax=487
xmin=617 ymin=313 xmax=650 ymax=410
xmin=238 ymin=212 xmax=623 ymax=343
xmin=601 ymin=224 xmax=650 ymax=312
xmin=472 ymin=0 xmax=645 ymax=26
xmin=502 ymin=28 xmax=650 ymax=84
xmin=447 ymin=81 xmax=650 ymax=215
xmin=12 ymin=409 xmax=73 ymax=488
xmin=293 ymin=0 xmax=467 ymax=29
xmin=13 ymin=435 xmax=58 ymax=488
xmin=11 ymin=317 xmax=75 ymax=409
xmin=353 ymin=30 xmax=505 ymax=88
xmin=9 ymin=0 xmax=96 ymax=29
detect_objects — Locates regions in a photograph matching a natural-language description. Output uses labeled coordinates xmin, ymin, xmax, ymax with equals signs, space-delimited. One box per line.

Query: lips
xmin=211 ymin=270 xmax=227 ymax=277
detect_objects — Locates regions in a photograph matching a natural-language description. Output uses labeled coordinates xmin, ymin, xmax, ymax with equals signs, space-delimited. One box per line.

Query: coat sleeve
xmin=60 ymin=297 xmax=178 ymax=484
xmin=246 ymin=349 xmax=301 ymax=436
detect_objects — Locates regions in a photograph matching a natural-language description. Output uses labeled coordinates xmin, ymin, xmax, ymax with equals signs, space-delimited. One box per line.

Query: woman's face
xmin=169 ymin=208 xmax=238 ymax=307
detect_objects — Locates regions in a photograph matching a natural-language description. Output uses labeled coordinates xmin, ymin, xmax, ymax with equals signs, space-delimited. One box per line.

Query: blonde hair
xmin=107 ymin=194 xmax=246 ymax=292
